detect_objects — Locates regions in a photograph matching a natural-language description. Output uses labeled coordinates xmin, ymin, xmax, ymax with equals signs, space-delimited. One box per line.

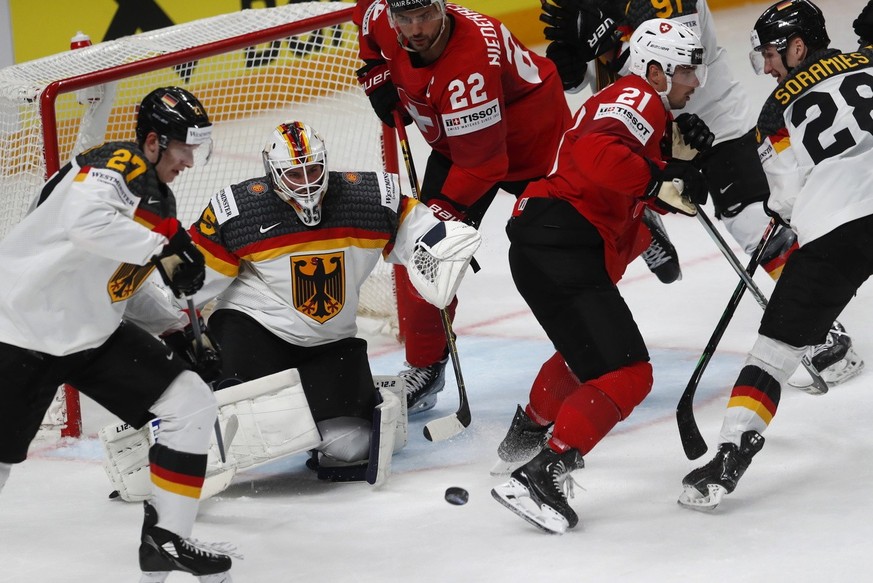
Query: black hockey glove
xmin=643 ymin=159 xmax=708 ymax=217
xmin=541 ymin=0 xmax=622 ymax=60
xmin=356 ymin=61 xmax=411 ymax=128
xmin=151 ymin=218 xmax=206 ymax=298
xmin=161 ymin=313 xmax=222 ymax=383
xmin=546 ymin=41 xmax=589 ymax=92
xmin=855 ymin=1 xmax=873 ymax=46
xmin=675 ymin=113 xmax=715 ymax=153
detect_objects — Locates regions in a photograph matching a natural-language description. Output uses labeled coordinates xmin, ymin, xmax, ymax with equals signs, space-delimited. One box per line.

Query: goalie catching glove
xmin=407 ymin=221 xmax=481 ymax=309
xmin=151 ymin=217 xmax=205 ymax=298
xmin=643 ymin=159 xmax=708 ymax=217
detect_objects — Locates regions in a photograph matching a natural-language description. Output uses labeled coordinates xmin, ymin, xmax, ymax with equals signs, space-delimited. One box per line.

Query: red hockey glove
xmin=152 ymin=218 xmax=206 ymax=298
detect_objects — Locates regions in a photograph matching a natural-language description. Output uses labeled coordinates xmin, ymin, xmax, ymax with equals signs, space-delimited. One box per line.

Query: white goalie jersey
xmin=186 ymin=170 xmax=478 ymax=343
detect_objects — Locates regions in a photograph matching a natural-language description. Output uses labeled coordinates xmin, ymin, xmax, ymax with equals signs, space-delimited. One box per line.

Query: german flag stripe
xmin=74 ymin=166 xmax=91 ymax=181
xmin=236 ymin=228 xmax=391 ymax=260
xmin=735 ymin=364 xmax=781 ymax=407
xmin=135 ymin=206 xmax=163 ymax=230
xmin=770 ymin=127 xmax=791 ymax=154
xmin=281 ymin=122 xmax=310 ymax=158
xmin=192 ymin=231 xmax=240 ymax=277
xmin=151 ymin=463 xmax=206 ymax=489
xmin=761 ymin=241 xmax=798 ymax=279
xmin=727 ymin=395 xmax=775 ymax=425
xmin=151 ymin=473 xmax=202 ymax=499
xmin=728 ymin=384 xmax=778 ymax=418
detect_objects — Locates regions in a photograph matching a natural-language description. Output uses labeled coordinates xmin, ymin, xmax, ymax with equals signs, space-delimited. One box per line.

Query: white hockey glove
xmin=407 ymin=221 xmax=481 ymax=309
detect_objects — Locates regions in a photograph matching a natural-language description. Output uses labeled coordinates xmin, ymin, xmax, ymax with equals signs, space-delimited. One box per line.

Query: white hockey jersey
xmin=756 ymin=47 xmax=873 ymax=246
xmin=188 ymin=171 xmax=439 ymax=347
xmin=0 ymin=142 xmax=177 ymax=355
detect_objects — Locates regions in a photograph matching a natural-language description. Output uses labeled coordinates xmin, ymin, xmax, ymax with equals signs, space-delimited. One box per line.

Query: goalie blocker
xmin=101 ymin=370 xmax=407 ymax=502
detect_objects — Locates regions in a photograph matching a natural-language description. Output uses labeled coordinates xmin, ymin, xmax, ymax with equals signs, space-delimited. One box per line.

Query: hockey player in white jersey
xmin=678 ymin=0 xmax=873 ymax=511
xmin=0 ymin=87 xmax=235 ymax=581
xmin=140 ymin=121 xmax=479 ymax=488
xmin=539 ymin=0 xmax=863 ymax=386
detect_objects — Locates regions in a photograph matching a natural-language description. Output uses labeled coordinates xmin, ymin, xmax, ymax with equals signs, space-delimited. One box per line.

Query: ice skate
xmin=491 ymin=447 xmax=584 ymax=534
xmin=641 ymin=207 xmax=682 ymax=284
xmin=678 ymin=431 xmax=764 ymax=512
xmin=400 ymin=357 xmax=447 ymax=415
xmin=139 ymin=501 xmax=235 ymax=582
xmin=490 ymin=405 xmax=552 ymax=476
xmin=789 ymin=322 xmax=864 ymax=393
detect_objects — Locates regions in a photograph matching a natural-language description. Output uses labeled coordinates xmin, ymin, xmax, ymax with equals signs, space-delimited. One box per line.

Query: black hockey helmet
xmin=135 ymin=86 xmax=212 ymax=151
xmin=751 ymin=0 xmax=829 ymax=54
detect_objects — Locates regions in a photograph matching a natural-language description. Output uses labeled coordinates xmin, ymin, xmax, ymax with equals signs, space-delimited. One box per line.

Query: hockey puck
xmin=444 ymin=486 xmax=469 ymax=506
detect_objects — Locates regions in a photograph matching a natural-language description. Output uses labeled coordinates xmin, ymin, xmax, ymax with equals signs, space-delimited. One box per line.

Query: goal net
xmin=0 ymin=1 xmax=400 ymax=438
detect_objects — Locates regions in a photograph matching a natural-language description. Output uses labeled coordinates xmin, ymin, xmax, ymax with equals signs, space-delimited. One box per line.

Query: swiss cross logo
xmin=659 ymin=22 xmax=673 ymax=33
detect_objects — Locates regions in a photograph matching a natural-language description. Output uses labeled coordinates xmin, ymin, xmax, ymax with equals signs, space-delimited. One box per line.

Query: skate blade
xmin=489 ymin=458 xmax=524 ymax=477
xmin=491 ymin=481 xmax=569 ymax=534
xmin=677 ymin=484 xmax=727 ymax=512
xmin=407 ymin=393 xmax=438 ymax=416
xmin=140 ymin=572 xmax=169 ymax=583
xmin=788 ymin=353 xmax=864 ymax=393
xmin=199 ymin=572 xmax=233 ymax=583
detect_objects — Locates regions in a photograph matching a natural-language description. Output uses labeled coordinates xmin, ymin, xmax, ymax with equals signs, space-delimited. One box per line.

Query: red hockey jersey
xmin=520 ymin=74 xmax=671 ymax=283
xmin=356 ymin=1 xmax=570 ymax=206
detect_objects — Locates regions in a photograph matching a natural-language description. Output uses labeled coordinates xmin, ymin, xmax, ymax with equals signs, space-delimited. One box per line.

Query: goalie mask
xmin=628 ymin=19 xmax=707 ymax=99
xmin=136 ymin=86 xmax=213 ymax=165
xmin=749 ymin=0 xmax=829 ymax=75
xmin=262 ymin=122 xmax=328 ymax=226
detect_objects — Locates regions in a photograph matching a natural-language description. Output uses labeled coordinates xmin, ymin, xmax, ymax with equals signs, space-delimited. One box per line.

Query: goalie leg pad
xmin=374 ymin=375 xmax=407 ymax=452
xmin=210 ymin=368 xmax=321 ymax=473
xmin=99 ymin=418 xmax=160 ymax=502
xmin=367 ymin=387 xmax=401 ymax=487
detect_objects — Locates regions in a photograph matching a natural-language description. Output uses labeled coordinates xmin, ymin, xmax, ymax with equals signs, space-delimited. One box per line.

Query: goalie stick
xmin=677 ymin=219 xmax=777 ymax=460
xmin=695 ymin=206 xmax=828 ymax=394
xmin=393 ymin=110 xmax=472 ymax=441
xmin=186 ymin=297 xmax=227 ymax=463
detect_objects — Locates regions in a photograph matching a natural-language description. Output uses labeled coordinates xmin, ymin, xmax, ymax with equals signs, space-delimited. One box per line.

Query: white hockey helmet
xmin=262 ymin=121 xmax=328 ymax=226
xmin=628 ymin=19 xmax=707 ymax=88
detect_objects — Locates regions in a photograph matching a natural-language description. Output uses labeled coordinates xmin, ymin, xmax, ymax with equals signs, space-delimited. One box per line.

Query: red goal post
xmin=0 ymin=1 xmax=401 ymax=439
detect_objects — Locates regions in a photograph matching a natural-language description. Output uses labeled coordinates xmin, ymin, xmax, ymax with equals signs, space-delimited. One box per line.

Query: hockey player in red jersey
xmin=0 ymin=87 xmax=236 ymax=580
xmin=490 ymin=19 xmax=711 ymax=534
xmin=544 ymin=0 xmax=863 ymax=386
xmin=183 ymin=121 xmax=480 ymax=481
xmin=678 ymin=0 xmax=873 ymax=512
xmin=354 ymin=0 xmax=572 ymax=414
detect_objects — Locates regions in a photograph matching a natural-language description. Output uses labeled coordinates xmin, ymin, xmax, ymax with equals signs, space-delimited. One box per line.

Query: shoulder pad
xmin=76 ymin=141 xmax=162 ymax=200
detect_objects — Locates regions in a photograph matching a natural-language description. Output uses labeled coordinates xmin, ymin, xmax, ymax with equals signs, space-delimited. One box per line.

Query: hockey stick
xmin=393 ymin=110 xmax=472 ymax=441
xmin=695 ymin=206 xmax=828 ymax=394
xmin=677 ymin=219 xmax=777 ymax=460
xmin=186 ymin=298 xmax=227 ymax=463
